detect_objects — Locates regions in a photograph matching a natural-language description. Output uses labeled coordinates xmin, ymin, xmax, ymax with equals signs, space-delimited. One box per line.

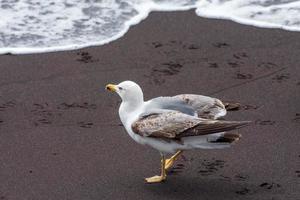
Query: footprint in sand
xmin=235 ymin=72 xmax=253 ymax=79
xmin=197 ymin=158 xmax=226 ymax=176
xmin=37 ymin=118 xmax=51 ymax=125
xmin=258 ymin=62 xmax=278 ymax=69
xmin=255 ymin=120 xmax=276 ymax=125
xmin=77 ymin=121 xmax=93 ymax=128
xmin=57 ymin=102 xmax=96 ymax=110
xmin=272 ymin=73 xmax=290 ymax=83
xmin=259 ymin=182 xmax=281 ymax=190
xmin=234 ymin=174 xmax=249 ymax=181
xmin=213 ymin=42 xmax=230 ymax=48
xmin=186 ymin=44 xmax=200 ymax=50
xmin=228 ymin=61 xmax=242 ymax=68
xmin=293 ymin=113 xmax=300 ymax=123
xmin=235 ymin=187 xmax=251 ymax=195
xmin=151 ymin=42 xmax=163 ymax=48
xmin=220 ymin=174 xmax=249 ymax=182
xmin=157 ymin=62 xmax=183 ymax=76
xmin=147 ymin=40 xmax=173 ymax=48
xmin=76 ymin=52 xmax=98 ymax=63
xmin=30 ymin=102 xmax=97 ymax=127
xmin=208 ymin=62 xmax=219 ymax=68
xmin=243 ymin=104 xmax=260 ymax=110
xmin=233 ymin=52 xmax=248 ymax=59
xmin=0 ymin=101 xmax=16 ymax=111
xmin=219 ymin=175 xmax=231 ymax=181
xmin=148 ymin=40 xmax=200 ymax=50
xmin=31 ymin=103 xmax=56 ymax=126
xmin=146 ymin=41 xmax=165 ymax=48
xmin=145 ymin=61 xmax=183 ymax=85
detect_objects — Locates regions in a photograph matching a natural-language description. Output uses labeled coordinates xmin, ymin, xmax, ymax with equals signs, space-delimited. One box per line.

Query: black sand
xmin=0 ymin=10 xmax=299 ymax=200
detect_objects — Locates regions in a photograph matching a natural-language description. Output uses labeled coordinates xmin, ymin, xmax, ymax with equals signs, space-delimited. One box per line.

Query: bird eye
xmin=118 ymin=86 xmax=124 ymax=90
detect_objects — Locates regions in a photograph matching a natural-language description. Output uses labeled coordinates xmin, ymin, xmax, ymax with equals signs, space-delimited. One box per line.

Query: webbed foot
xmin=145 ymin=175 xmax=166 ymax=183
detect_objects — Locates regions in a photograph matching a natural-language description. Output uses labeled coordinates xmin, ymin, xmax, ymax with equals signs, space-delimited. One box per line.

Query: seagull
xmin=105 ymin=80 xmax=250 ymax=183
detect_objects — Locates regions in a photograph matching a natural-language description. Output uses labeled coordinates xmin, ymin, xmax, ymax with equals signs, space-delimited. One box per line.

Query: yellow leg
xmin=145 ymin=154 xmax=167 ymax=183
xmin=165 ymin=150 xmax=183 ymax=170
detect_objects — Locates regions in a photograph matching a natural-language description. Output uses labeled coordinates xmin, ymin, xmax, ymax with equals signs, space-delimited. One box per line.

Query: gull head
xmin=105 ymin=80 xmax=144 ymax=105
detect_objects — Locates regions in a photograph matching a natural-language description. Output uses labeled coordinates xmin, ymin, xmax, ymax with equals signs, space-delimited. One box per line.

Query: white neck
xmin=119 ymin=99 xmax=144 ymax=126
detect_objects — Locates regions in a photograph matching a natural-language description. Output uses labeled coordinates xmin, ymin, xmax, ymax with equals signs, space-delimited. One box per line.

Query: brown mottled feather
xmin=131 ymin=111 xmax=250 ymax=139
xmin=131 ymin=111 xmax=199 ymax=138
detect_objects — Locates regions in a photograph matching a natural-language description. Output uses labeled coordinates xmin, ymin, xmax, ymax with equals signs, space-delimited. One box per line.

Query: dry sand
xmin=0 ymin=10 xmax=299 ymax=200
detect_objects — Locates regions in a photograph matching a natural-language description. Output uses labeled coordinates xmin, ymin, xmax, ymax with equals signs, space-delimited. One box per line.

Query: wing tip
xmin=238 ymin=120 xmax=252 ymax=127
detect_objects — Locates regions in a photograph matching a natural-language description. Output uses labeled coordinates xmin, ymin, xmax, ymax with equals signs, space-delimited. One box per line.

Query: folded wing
xmin=147 ymin=94 xmax=226 ymax=119
xmin=131 ymin=111 xmax=250 ymax=139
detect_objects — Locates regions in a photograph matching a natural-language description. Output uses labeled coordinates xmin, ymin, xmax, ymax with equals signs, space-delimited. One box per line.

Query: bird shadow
xmin=142 ymin=176 xmax=253 ymax=199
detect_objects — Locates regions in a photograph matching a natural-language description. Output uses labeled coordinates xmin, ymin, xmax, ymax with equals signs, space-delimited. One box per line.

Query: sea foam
xmin=0 ymin=0 xmax=300 ymax=54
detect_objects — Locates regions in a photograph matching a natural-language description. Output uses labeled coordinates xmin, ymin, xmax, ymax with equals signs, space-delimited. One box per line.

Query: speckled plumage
xmin=107 ymin=81 xmax=250 ymax=154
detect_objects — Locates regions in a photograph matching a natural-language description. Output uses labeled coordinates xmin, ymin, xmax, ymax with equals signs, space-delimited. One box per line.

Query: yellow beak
xmin=105 ymin=84 xmax=117 ymax=92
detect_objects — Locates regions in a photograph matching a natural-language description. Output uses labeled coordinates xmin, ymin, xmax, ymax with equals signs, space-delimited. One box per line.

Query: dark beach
xmin=0 ymin=10 xmax=299 ymax=200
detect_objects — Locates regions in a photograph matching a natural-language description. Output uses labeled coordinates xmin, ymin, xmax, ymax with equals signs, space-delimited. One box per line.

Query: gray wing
xmin=131 ymin=111 xmax=250 ymax=139
xmin=146 ymin=94 xmax=226 ymax=119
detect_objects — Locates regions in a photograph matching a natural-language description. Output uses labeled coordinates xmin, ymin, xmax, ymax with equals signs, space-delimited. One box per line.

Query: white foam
xmin=195 ymin=0 xmax=300 ymax=31
xmin=0 ymin=0 xmax=300 ymax=54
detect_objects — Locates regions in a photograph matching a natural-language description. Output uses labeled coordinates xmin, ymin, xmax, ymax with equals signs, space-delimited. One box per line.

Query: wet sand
xmin=0 ymin=10 xmax=299 ymax=200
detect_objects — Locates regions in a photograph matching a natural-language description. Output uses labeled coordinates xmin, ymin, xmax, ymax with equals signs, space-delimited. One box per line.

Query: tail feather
xmin=178 ymin=120 xmax=251 ymax=138
xmin=195 ymin=120 xmax=250 ymax=134
xmin=210 ymin=132 xmax=241 ymax=143
xmin=224 ymin=102 xmax=241 ymax=111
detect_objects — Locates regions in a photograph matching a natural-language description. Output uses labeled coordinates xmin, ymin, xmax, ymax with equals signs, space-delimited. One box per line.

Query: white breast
xmin=118 ymin=103 xmax=147 ymax=144
xmin=118 ymin=102 xmax=185 ymax=153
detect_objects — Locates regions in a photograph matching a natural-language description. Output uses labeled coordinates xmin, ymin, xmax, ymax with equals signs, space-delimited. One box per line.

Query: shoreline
xmin=3 ymin=6 xmax=300 ymax=56
xmin=0 ymin=10 xmax=299 ymax=200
